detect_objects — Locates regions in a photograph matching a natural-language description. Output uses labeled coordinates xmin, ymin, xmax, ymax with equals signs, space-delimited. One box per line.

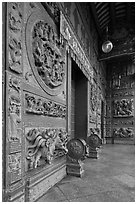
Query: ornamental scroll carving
xmin=8 ymin=75 xmax=22 ymax=183
xmin=8 ymin=76 xmax=21 ymax=142
xmin=113 ymin=128 xmax=134 ymax=138
xmin=8 ymin=2 xmax=23 ymax=74
xmin=25 ymin=93 xmax=66 ymax=118
xmin=90 ymin=83 xmax=97 ymax=112
xmin=32 ymin=21 xmax=65 ymax=90
xmin=113 ymin=99 xmax=134 ymax=117
xmin=26 ymin=128 xmax=68 ymax=169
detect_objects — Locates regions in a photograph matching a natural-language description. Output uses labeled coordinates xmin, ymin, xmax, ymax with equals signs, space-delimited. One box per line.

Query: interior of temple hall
xmin=2 ymin=2 xmax=135 ymax=202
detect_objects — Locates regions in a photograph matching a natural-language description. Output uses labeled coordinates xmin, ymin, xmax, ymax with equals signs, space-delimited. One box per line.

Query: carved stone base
xmin=66 ymin=159 xmax=84 ymax=177
xmin=87 ymin=147 xmax=99 ymax=159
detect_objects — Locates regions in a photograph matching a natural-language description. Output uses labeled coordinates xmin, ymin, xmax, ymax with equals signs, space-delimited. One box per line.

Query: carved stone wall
xmin=106 ymin=59 xmax=135 ymax=142
xmin=3 ymin=2 xmax=24 ymax=202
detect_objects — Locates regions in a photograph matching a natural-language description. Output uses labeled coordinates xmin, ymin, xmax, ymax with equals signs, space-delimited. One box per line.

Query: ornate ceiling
xmin=90 ymin=2 xmax=135 ymax=38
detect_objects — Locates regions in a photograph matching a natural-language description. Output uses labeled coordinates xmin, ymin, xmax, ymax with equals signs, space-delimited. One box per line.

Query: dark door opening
xmin=71 ymin=60 xmax=88 ymax=140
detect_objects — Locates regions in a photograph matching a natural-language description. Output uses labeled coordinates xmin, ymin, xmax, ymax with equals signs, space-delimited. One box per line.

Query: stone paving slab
xmin=37 ymin=144 xmax=135 ymax=202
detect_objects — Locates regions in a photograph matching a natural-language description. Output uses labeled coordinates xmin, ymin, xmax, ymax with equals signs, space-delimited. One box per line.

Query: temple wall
xmin=2 ymin=2 xmax=107 ymax=201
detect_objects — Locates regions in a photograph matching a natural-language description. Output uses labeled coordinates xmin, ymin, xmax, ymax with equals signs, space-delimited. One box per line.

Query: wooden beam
xmin=109 ymin=3 xmax=116 ymax=32
xmin=90 ymin=3 xmax=102 ymax=38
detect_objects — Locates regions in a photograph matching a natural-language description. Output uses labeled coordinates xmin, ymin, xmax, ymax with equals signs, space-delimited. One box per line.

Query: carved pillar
xmin=66 ymin=139 xmax=87 ymax=177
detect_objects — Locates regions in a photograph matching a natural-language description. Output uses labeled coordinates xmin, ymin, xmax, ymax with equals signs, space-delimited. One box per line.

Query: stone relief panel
xmin=113 ymin=128 xmax=134 ymax=138
xmin=25 ymin=93 xmax=66 ymax=118
xmin=7 ymin=75 xmax=22 ymax=184
xmin=90 ymin=83 xmax=97 ymax=113
xmin=8 ymin=2 xmax=23 ymax=74
xmin=113 ymin=99 xmax=134 ymax=117
xmin=8 ymin=76 xmax=22 ymax=152
xmin=25 ymin=127 xmax=69 ymax=170
xmin=8 ymin=153 xmax=22 ymax=183
xmin=26 ymin=11 xmax=66 ymax=95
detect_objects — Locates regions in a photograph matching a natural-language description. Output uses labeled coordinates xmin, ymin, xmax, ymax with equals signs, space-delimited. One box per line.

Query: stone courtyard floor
xmin=37 ymin=144 xmax=135 ymax=202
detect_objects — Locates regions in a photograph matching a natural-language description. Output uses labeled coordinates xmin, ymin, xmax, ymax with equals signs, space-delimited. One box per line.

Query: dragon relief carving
xmin=113 ymin=99 xmax=133 ymax=117
xmin=26 ymin=128 xmax=68 ymax=169
xmin=8 ymin=2 xmax=22 ymax=73
xmin=25 ymin=93 xmax=66 ymax=118
xmin=113 ymin=128 xmax=134 ymax=138
xmin=32 ymin=21 xmax=65 ymax=89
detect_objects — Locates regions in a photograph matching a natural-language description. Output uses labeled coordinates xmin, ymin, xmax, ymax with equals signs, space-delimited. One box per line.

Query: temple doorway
xmin=71 ymin=60 xmax=88 ymax=140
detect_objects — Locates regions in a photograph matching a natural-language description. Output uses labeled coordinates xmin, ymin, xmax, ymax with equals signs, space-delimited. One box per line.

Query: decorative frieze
xmin=25 ymin=128 xmax=68 ymax=170
xmin=60 ymin=12 xmax=93 ymax=81
xmin=113 ymin=90 xmax=134 ymax=98
xmin=113 ymin=127 xmax=134 ymax=138
xmin=25 ymin=93 xmax=66 ymax=118
xmin=8 ymin=2 xmax=23 ymax=74
xmin=113 ymin=119 xmax=134 ymax=126
xmin=113 ymin=99 xmax=134 ymax=117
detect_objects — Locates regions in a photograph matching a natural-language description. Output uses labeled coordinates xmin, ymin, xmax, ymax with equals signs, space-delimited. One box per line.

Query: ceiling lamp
xmin=102 ymin=27 xmax=113 ymax=53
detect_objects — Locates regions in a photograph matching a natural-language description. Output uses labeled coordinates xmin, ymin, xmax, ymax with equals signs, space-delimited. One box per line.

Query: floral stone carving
xmin=113 ymin=99 xmax=134 ymax=117
xmin=26 ymin=128 xmax=68 ymax=169
xmin=25 ymin=93 xmax=66 ymax=118
xmin=113 ymin=128 xmax=134 ymax=138
xmin=8 ymin=2 xmax=23 ymax=73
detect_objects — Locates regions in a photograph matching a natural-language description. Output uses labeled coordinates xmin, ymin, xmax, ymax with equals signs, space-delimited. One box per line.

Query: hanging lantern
xmin=102 ymin=40 xmax=113 ymax=53
xmin=102 ymin=26 xmax=113 ymax=53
